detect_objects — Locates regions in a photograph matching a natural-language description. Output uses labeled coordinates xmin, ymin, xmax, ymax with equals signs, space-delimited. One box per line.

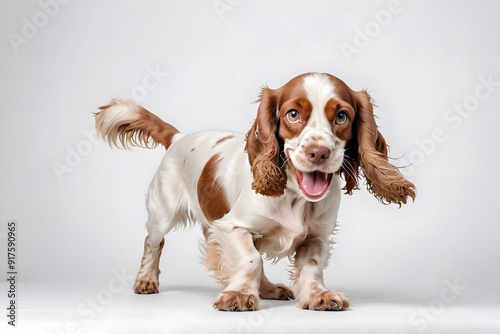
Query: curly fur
xmin=352 ymin=90 xmax=416 ymax=205
xmin=245 ymin=88 xmax=287 ymax=197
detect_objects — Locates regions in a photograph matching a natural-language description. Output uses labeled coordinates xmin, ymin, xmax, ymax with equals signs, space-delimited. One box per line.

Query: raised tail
xmin=95 ymin=99 xmax=180 ymax=149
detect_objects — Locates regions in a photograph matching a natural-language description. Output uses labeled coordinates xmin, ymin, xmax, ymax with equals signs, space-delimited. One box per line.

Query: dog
xmin=95 ymin=72 xmax=415 ymax=311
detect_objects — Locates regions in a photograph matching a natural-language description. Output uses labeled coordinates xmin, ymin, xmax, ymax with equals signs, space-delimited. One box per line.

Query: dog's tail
xmin=95 ymin=99 xmax=180 ymax=149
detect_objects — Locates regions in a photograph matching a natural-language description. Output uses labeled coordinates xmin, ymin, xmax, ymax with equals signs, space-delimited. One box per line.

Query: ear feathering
xmin=351 ymin=90 xmax=416 ymax=206
xmin=245 ymin=87 xmax=287 ymax=197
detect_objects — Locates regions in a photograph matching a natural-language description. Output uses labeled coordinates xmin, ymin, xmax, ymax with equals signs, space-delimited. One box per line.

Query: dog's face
xmin=246 ymin=72 xmax=415 ymax=205
xmin=277 ymin=73 xmax=355 ymax=201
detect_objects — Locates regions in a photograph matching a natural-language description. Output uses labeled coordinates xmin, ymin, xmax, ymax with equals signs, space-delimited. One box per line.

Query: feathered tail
xmin=95 ymin=99 xmax=180 ymax=149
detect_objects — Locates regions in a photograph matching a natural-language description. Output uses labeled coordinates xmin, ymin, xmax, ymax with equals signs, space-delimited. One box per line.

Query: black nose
xmin=305 ymin=146 xmax=330 ymax=165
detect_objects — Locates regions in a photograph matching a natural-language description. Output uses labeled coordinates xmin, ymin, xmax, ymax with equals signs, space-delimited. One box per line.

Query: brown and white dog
xmin=95 ymin=72 xmax=415 ymax=311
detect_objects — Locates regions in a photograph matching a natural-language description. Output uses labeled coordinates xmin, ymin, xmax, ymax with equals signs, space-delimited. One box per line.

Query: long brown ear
xmin=349 ymin=90 xmax=416 ymax=205
xmin=245 ymin=87 xmax=287 ymax=197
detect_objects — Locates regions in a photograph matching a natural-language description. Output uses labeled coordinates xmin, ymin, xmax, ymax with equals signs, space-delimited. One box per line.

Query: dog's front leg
xmin=291 ymin=235 xmax=349 ymax=311
xmin=203 ymin=226 xmax=262 ymax=311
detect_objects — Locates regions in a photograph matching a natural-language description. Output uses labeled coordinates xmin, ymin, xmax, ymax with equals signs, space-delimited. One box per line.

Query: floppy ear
xmin=347 ymin=90 xmax=416 ymax=205
xmin=245 ymin=87 xmax=287 ymax=197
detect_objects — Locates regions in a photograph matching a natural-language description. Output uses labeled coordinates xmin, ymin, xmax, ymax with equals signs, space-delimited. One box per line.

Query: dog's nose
xmin=306 ymin=146 xmax=330 ymax=165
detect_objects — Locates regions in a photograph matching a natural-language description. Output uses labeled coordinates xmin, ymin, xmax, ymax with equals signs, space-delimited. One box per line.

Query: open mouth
xmin=295 ymin=169 xmax=333 ymax=199
xmin=284 ymin=150 xmax=334 ymax=200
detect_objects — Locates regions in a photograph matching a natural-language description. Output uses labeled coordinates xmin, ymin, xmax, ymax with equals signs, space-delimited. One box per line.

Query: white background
xmin=1 ymin=0 xmax=499 ymax=333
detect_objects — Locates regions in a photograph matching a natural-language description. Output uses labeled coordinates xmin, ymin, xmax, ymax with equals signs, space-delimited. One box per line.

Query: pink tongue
xmin=299 ymin=171 xmax=329 ymax=197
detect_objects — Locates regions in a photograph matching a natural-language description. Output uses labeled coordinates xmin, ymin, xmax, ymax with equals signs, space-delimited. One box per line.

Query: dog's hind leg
xmin=133 ymin=235 xmax=165 ymax=294
xmin=133 ymin=171 xmax=185 ymax=294
xmin=259 ymin=271 xmax=294 ymax=300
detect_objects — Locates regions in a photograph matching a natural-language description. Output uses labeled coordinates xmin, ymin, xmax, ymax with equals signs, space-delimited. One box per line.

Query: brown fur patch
xmin=95 ymin=99 xmax=180 ymax=149
xmin=213 ymin=135 xmax=235 ymax=147
xmin=351 ymin=90 xmax=416 ymax=205
xmin=245 ymin=88 xmax=287 ymax=197
xmin=197 ymin=154 xmax=230 ymax=222
xmin=278 ymin=97 xmax=312 ymax=139
xmin=307 ymin=74 xmax=416 ymax=205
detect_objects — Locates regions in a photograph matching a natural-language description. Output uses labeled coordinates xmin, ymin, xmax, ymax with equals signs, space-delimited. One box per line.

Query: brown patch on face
xmin=324 ymin=98 xmax=355 ymax=143
xmin=213 ymin=135 xmax=235 ymax=147
xmin=279 ymin=98 xmax=313 ymax=139
xmin=276 ymin=79 xmax=313 ymax=141
xmin=197 ymin=154 xmax=230 ymax=222
xmin=325 ymin=74 xmax=356 ymax=105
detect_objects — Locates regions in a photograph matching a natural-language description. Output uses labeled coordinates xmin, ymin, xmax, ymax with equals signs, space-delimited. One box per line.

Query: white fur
xmin=143 ymin=130 xmax=343 ymax=308
xmin=99 ymin=73 xmax=351 ymax=310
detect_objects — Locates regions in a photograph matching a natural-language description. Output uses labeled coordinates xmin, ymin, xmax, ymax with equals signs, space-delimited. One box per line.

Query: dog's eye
xmin=286 ymin=110 xmax=301 ymax=124
xmin=335 ymin=111 xmax=348 ymax=125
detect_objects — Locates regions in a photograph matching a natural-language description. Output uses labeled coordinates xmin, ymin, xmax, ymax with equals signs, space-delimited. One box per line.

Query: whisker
xmin=280 ymin=152 xmax=290 ymax=169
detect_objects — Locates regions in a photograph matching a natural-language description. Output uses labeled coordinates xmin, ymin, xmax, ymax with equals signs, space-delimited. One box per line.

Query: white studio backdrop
xmin=0 ymin=0 xmax=499 ymax=321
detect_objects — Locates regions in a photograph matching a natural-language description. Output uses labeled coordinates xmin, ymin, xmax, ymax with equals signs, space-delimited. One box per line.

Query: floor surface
xmin=2 ymin=281 xmax=499 ymax=334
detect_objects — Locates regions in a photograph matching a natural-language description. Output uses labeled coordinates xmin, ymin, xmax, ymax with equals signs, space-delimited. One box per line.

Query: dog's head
xmin=245 ymin=72 xmax=415 ymax=205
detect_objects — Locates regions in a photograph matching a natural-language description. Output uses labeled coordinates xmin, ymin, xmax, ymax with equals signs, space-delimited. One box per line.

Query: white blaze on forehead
xmin=284 ymin=73 xmax=346 ymax=198
xmin=302 ymin=73 xmax=337 ymax=128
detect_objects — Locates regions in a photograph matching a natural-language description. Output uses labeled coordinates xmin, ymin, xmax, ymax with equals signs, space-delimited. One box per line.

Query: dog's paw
xmin=300 ymin=289 xmax=349 ymax=311
xmin=213 ymin=291 xmax=259 ymax=311
xmin=133 ymin=280 xmax=159 ymax=294
xmin=260 ymin=283 xmax=294 ymax=300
